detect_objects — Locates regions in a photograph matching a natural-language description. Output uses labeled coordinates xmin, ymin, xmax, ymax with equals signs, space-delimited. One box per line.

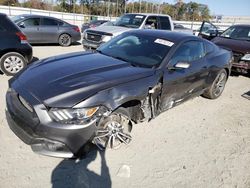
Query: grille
xmin=86 ymin=32 xmax=102 ymax=42
xmin=233 ymin=51 xmax=244 ymax=63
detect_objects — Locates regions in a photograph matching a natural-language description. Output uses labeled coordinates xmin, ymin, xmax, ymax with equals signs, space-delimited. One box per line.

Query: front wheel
xmin=203 ymin=69 xmax=228 ymax=99
xmin=93 ymin=108 xmax=132 ymax=150
xmin=0 ymin=52 xmax=27 ymax=76
xmin=58 ymin=34 xmax=71 ymax=47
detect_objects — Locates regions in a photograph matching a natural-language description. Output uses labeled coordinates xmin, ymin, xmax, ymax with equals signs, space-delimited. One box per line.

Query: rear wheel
xmin=58 ymin=34 xmax=71 ymax=47
xmin=93 ymin=108 xmax=132 ymax=150
xmin=203 ymin=69 xmax=227 ymax=99
xmin=0 ymin=52 xmax=27 ymax=76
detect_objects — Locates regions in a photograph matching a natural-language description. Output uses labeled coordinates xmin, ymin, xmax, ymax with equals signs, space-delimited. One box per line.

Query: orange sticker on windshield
xmin=154 ymin=39 xmax=174 ymax=47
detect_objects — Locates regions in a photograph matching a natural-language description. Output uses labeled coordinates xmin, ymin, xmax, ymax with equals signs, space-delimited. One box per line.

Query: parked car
xmin=199 ymin=21 xmax=250 ymax=75
xmin=0 ymin=13 xmax=32 ymax=76
xmin=173 ymin=23 xmax=193 ymax=35
xmin=6 ymin=30 xmax=232 ymax=158
xmin=82 ymin=13 xmax=174 ymax=49
xmin=99 ymin=21 xmax=114 ymax=27
xmin=81 ymin=20 xmax=108 ymax=33
xmin=11 ymin=14 xmax=81 ymax=46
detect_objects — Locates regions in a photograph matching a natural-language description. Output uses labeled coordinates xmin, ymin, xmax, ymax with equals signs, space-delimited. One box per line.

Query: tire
xmin=58 ymin=33 xmax=72 ymax=47
xmin=93 ymin=107 xmax=132 ymax=150
xmin=203 ymin=69 xmax=227 ymax=99
xmin=0 ymin=52 xmax=27 ymax=76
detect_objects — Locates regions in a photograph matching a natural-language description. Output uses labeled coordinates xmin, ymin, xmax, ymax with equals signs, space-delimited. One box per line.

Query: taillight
xmin=73 ymin=27 xmax=80 ymax=32
xmin=16 ymin=32 xmax=27 ymax=43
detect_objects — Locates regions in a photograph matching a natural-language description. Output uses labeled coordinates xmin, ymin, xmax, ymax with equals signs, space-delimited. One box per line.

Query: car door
xmin=18 ymin=18 xmax=41 ymax=43
xmin=198 ymin=21 xmax=219 ymax=40
xmin=160 ymin=40 xmax=208 ymax=110
xmin=40 ymin=18 xmax=60 ymax=43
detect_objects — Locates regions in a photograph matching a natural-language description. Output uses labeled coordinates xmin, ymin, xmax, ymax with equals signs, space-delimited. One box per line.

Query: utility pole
xmin=132 ymin=1 xmax=134 ymax=13
xmin=107 ymin=0 xmax=110 ymax=17
xmin=157 ymin=3 xmax=160 ymax=14
xmin=116 ymin=0 xmax=119 ymax=17
xmin=139 ymin=0 xmax=141 ymax=13
xmin=124 ymin=0 xmax=126 ymax=13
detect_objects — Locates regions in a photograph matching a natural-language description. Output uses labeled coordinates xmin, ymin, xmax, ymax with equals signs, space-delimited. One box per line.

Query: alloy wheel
xmin=93 ymin=113 xmax=132 ymax=150
xmin=59 ymin=34 xmax=71 ymax=46
xmin=212 ymin=71 xmax=227 ymax=97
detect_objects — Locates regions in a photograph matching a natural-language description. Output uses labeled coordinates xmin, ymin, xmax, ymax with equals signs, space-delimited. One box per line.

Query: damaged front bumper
xmin=6 ymin=89 xmax=99 ymax=158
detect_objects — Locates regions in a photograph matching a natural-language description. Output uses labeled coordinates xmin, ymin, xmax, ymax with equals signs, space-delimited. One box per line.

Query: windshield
xmin=11 ymin=15 xmax=26 ymax=23
xmin=97 ymin=33 xmax=172 ymax=68
xmin=220 ymin=26 xmax=250 ymax=41
xmin=114 ymin=14 xmax=146 ymax=28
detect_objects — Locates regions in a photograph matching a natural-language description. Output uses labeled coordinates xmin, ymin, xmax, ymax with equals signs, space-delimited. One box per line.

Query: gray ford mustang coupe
xmin=6 ymin=30 xmax=232 ymax=158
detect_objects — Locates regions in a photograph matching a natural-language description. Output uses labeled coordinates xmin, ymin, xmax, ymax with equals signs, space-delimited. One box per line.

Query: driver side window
xmin=145 ymin=16 xmax=158 ymax=29
xmin=169 ymin=41 xmax=205 ymax=66
xmin=21 ymin=18 xmax=40 ymax=27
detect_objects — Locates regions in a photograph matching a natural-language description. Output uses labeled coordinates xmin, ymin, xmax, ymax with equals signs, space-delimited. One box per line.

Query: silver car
xmin=11 ymin=14 xmax=81 ymax=46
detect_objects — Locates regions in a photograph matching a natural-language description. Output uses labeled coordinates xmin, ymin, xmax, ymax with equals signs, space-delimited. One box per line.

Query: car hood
xmin=88 ymin=26 xmax=133 ymax=35
xmin=212 ymin=37 xmax=250 ymax=54
xmin=12 ymin=51 xmax=153 ymax=108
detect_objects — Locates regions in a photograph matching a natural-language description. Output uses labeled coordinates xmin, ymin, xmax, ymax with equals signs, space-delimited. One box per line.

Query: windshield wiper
xmin=96 ymin=49 xmax=105 ymax=55
xmin=116 ymin=24 xmax=130 ymax=28
xmin=110 ymin=55 xmax=140 ymax=67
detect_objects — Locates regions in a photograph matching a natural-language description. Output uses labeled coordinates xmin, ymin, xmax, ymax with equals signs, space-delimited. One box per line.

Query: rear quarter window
xmin=158 ymin=16 xmax=171 ymax=30
xmin=42 ymin=18 xmax=59 ymax=26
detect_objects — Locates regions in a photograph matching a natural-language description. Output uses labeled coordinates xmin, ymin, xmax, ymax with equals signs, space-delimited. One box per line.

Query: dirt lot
xmin=0 ymin=44 xmax=250 ymax=188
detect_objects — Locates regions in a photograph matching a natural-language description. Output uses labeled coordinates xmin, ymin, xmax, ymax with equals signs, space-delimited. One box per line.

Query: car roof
xmin=230 ymin=24 xmax=250 ymax=27
xmin=127 ymin=29 xmax=199 ymax=43
xmin=0 ymin=13 xmax=7 ymax=17
xmin=14 ymin=14 xmax=63 ymax=20
xmin=125 ymin=13 xmax=171 ymax=18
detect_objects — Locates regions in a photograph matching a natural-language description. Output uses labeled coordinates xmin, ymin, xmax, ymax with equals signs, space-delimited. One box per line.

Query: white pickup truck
xmin=82 ymin=13 xmax=178 ymax=49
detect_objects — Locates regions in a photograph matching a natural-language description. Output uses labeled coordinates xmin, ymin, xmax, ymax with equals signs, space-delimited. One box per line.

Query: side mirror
xmin=19 ymin=22 xmax=25 ymax=28
xmin=175 ymin=61 xmax=190 ymax=69
xmin=169 ymin=61 xmax=190 ymax=70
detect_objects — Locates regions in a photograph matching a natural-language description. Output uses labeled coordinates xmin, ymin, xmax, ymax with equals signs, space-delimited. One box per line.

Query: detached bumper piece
xmin=31 ymin=140 xmax=73 ymax=158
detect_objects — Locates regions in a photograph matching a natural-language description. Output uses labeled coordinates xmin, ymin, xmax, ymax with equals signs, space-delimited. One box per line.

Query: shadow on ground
xmin=51 ymin=145 xmax=112 ymax=188
xmin=242 ymin=90 xmax=250 ymax=100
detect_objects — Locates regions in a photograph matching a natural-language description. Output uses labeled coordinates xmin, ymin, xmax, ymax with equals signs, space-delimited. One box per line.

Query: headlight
xmin=241 ymin=54 xmax=250 ymax=61
xmin=102 ymin=35 xmax=112 ymax=42
xmin=49 ymin=107 xmax=99 ymax=125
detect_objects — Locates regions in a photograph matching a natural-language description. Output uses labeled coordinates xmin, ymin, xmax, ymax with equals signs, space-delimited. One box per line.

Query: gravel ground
xmin=0 ymin=44 xmax=250 ymax=188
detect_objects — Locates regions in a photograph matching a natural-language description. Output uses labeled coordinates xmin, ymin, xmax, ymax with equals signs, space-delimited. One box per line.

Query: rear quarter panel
xmin=206 ymin=47 xmax=232 ymax=84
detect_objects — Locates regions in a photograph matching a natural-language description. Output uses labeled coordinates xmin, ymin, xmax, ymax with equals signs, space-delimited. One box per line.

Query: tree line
xmin=0 ymin=0 xmax=211 ymax=21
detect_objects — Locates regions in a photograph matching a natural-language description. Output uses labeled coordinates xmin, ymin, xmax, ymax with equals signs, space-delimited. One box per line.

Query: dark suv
xmin=0 ymin=13 xmax=33 ymax=76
